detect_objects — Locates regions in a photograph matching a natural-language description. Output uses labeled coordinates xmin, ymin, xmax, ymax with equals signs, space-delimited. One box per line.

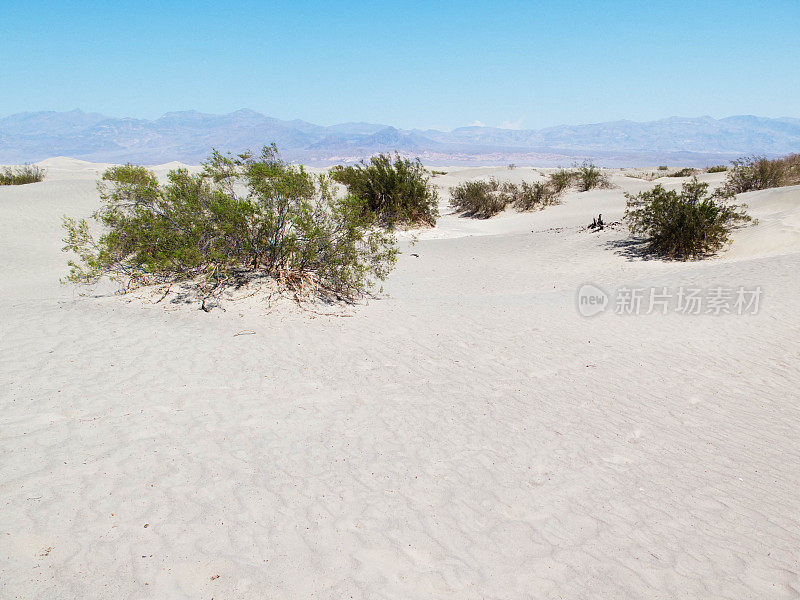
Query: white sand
xmin=1 ymin=160 xmax=799 ymax=599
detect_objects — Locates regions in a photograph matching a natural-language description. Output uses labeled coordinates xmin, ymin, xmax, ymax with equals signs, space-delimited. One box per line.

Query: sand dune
xmin=1 ymin=162 xmax=799 ymax=599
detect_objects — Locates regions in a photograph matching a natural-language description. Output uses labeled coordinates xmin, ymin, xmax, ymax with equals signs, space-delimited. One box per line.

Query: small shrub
xmin=449 ymin=179 xmax=513 ymax=218
xmin=507 ymin=163 xmax=516 ymax=170
xmin=512 ymin=181 xmax=562 ymax=211
xmin=658 ymin=166 xmax=669 ymax=171
xmin=450 ymin=179 xmax=562 ymax=217
xmin=431 ymin=170 xmax=448 ymax=176
xmin=62 ymin=145 xmax=398 ymax=303
xmin=707 ymin=165 xmax=728 ymax=173
xmin=668 ymin=167 xmax=697 ymax=178
xmin=548 ymin=168 xmax=577 ymax=193
xmin=0 ymin=164 xmax=46 ymax=185
xmin=624 ymin=177 xmax=751 ymax=259
xmin=330 ymin=153 xmax=439 ymax=227
xmin=624 ymin=171 xmax=659 ymax=182
xmin=724 ymin=154 xmax=800 ymax=193
xmin=575 ymin=161 xmax=612 ymax=191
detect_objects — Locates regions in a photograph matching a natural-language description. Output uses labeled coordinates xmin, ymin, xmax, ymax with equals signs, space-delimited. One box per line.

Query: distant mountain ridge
xmin=2 ymin=109 xmax=799 ymax=166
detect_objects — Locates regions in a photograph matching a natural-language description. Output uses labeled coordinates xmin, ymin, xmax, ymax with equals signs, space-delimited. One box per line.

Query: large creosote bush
xmin=62 ymin=145 xmax=398 ymax=302
xmin=0 ymin=164 xmax=45 ymax=185
xmin=724 ymin=154 xmax=800 ymax=193
xmin=329 ymin=153 xmax=439 ymax=227
xmin=624 ymin=177 xmax=751 ymax=259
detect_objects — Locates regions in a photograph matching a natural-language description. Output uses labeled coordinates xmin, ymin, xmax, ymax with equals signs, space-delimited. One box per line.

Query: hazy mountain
xmin=0 ymin=109 xmax=108 ymax=136
xmin=1 ymin=109 xmax=799 ymax=166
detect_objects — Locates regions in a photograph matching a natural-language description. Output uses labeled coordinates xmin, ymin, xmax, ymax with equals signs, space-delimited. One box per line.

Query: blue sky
xmin=2 ymin=1 xmax=798 ymax=130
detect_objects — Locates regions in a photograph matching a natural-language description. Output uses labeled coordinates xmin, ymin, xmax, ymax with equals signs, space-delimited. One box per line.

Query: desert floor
xmin=1 ymin=158 xmax=799 ymax=599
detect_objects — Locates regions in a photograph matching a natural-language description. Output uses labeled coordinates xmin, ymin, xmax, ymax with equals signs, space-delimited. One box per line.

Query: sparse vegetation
xmin=62 ymin=145 xmax=398 ymax=305
xmin=0 ymin=164 xmax=46 ymax=185
xmin=723 ymin=154 xmax=800 ymax=193
xmin=667 ymin=167 xmax=697 ymax=178
xmin=624 ymin=170 xmax=664 ymax=182
xmin=449 ymin=179 xmax=514 ymax=218
xmin=450 ymin=178 xmax=562 ymax=218
xmin=658 ymin=165 xmax=669 ymax=171
xmin=627 ymin=167 xmax=708 ymax=181
xmin=575 ymin=161 xmax=612 ymax=191
xmin=507 ymin=163 xmax=516 ymax=170
xmin=624 ymin=177 xmax=751 ymax=259
xmin=707 ymin=165 xmax=728 ymax=173
xmin=548 ymin=168 xmax=577 ymax=192
xmin=545 ymin=162 xmax=612 ymax=192
xmin=431 ymin=170 xmax=448 ymax=176
xmin=512 ymin=181 xmax=562 ymax=211
xmin=329 ymin=153 xmax=439 ymax=227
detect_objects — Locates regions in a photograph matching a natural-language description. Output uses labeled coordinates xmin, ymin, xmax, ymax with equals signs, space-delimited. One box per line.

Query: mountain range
xmin=2 ymin=109 xmax=799 ymax=167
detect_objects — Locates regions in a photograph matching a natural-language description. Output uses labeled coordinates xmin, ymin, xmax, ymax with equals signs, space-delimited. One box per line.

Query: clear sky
xmin=2 ymin=0 xmax=798 ymax=130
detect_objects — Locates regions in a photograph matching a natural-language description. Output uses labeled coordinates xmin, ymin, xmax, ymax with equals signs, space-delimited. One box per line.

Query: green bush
xmin=706 ymin=165 xmax=728 ymax=173
xmin=0 ymin=164 xmax=46 ymax=185
xmin=668 ymin=167 xmax=697 ymax=177
xmin=575 ymin=161 xmax=612 ymax=191
xmin=449 ymin=179 xmax=513 ymax=218
xmin=658 ymin=165 xmax=669 ymax=171
xmin=724 ymin=154 xmax=800 ymax=193
xmin=62 ymin=145 xmax=398 ymax=303
xmin=450 ymin=179 xmax=562 ymax=218
xmin=330 ymin=153 xmax=439 ymax=227
xmin=623 ymin=170 xmax=660 ymax=182
xmin=548 ymin=168 xmax=577 ymax=193
xmin=512 ymin=181 xmax=562 ymax=211
xmin=624 ymin=177 xmax=751 ymax=259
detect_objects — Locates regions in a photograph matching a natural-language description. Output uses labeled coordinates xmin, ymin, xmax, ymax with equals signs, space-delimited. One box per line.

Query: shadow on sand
xmin=604 ymin=237 xmax=661 ymax=261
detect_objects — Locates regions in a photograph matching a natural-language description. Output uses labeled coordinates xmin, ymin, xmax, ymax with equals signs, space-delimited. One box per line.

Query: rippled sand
xmin=2 ymin=159 xmax=799 ymax=599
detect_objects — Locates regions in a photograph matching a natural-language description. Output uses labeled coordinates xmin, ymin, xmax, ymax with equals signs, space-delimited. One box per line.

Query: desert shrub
xmin=62 ymin=145 xmax=398 ymax=303
xmin=658 ymin=166 xmax=669 ymax=171
xmin=0 ymin=164 xmax=46 ymax=185
xmin=724 ymin=154 xmax=800 ymax=193
xmin=548 ymin=168 xmax=577 ymax=193
xmin=330 ymin=153 xmax=439 ymax=227
xmin=624 ymin=171 xmax=659 ymax=182
xmin=624 ymin=177 xmax=751 ymax=259
xmin=668 ymin=167 xmax=697 ymax=177
xmin=707 ymin=165 xmax=728 ymax=173
xmin=512 ymin=181 xmax=562 ymax=211
xmin=783 ymin=154 xmax=800 ymax=182
xmin=507 ymin=163 xmax=516 ymax=170
xmin=449 ymin=179 xmax=513 ymax=218
xmin=575 ymin=161 xmax=612 ymax=191
xmin=431 ymin=170 xmax=448 ymax=176
xmin=450 ymin=179 xmax=562 ymax=217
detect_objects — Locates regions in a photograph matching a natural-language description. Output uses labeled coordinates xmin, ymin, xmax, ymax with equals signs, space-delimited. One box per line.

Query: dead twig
xmin=154 ymin=284 xmax=172 ymax=304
